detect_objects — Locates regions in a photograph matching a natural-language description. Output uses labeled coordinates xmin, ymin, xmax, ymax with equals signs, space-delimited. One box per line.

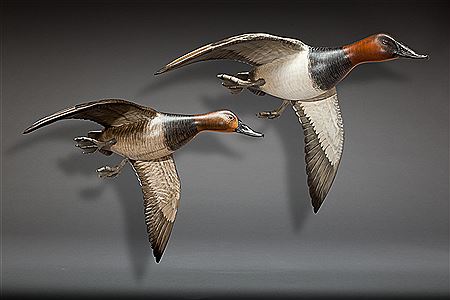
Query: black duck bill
xmin=394 ymin=40 xmax=428 ymax=59
xmin=235 ymin=120 xmax=264 ymax=137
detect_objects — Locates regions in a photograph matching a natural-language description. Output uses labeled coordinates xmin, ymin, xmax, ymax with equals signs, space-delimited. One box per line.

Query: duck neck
xmin=194 ymin=114 xmax=227 ymax=132
xmin=308 ymin=46 xmax=353 ymax=91
xmin=162 ymin=114 xmax=199 ymax=151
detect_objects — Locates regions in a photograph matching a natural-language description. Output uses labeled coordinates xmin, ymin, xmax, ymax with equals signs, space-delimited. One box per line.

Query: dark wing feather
xmin=155 ymin=33 xmax=306 ymax=74
xmin=292 ymin=89 xmax=344 ymax=213
xmin=131 ymin=156 xmax=180 ymax=263
xmin=23 ymin=99 xmax=156 ymax=134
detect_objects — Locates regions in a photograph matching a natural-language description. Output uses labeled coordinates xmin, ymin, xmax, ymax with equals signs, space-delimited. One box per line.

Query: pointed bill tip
xmin=395 ymin=42 xmax=429 ymax=60
xmin=407 ymin=53 xmax=428 ymax=60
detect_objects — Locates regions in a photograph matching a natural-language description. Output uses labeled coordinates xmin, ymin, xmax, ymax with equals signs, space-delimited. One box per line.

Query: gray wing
xmin=292 ymin=89 xmax=344 ymax=213
xmin=155 ymin=33 xmax=306 ymax=74
xmin=131 ymin=155 xmax=181 ymax=263
xmin=23 ymin=99 xmax=157 ymax=134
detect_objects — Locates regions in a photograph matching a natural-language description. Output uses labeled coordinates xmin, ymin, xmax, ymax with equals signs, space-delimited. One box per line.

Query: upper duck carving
xmin=23 ymin=99 xmax=263 ymax=262
xmin=156 ymin=33 xmax=428 ymax=213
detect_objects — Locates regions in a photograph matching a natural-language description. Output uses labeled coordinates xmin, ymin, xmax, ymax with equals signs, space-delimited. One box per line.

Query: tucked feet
xmin=217 ymin=73 xmax=265 ymax=94
xmin=257 ymin=110 xmax=281 ymax=119
xmin=256 ymin=100 xmax=290 ymax=120
xmin=74 ymin=137 xmax=116 ymax=154
xmin=96 ymin=158 xmax=128 ymax=178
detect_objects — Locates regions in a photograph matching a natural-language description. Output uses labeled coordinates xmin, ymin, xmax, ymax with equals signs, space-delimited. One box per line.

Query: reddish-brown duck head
xmin=195 ymin=110 xmax=264 ymax=137
xmin=344 ymin=33 xmax=428 ymax=66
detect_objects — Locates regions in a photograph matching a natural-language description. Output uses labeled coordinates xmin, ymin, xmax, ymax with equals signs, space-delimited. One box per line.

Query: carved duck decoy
xmin=155 ymin=33 xmax=428 ymax=213
xmin=23 ymin=99 xmax=263 ymax=262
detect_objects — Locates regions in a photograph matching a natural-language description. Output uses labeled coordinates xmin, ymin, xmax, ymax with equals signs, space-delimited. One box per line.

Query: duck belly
xmin=254 ymin=50 xmax=322 ymax=100
xmin=103 ymin=120 xmax=173 ymax=161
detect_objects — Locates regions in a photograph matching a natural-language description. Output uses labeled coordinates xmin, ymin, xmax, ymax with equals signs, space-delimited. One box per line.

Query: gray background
xmin=2 ymin=0 xmax=449 ymax=298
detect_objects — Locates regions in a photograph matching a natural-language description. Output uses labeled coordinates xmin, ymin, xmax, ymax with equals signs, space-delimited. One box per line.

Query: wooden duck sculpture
xmin=23 ymin=99 xmax=263 ymax=262
xmin=155 ymin=33 xmax=428 ymax=213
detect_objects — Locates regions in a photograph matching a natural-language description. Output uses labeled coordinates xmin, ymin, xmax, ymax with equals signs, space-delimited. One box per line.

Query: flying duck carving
xmin=23 ymin=99 xmax=263 ymax=262
xmin=155 ymin=33 xmax=428 ymax=213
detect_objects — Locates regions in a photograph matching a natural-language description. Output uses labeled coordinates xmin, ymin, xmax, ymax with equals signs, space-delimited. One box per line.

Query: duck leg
xmin=257 ymin=100 xmax=290 ymax=119
xmin=74 ymin=137 xmax=116 ymax=154
xmin=97 ymin=158 xmax=128 ymax=178
xmin=217 ymin=73 xmax=265 ymax=95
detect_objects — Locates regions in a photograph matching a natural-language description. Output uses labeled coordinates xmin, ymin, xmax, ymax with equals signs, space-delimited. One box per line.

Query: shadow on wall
xmin=344 ymin=62 xmax=409 ymax=85
xmin=58 ymin=151 xmax=152 ymax=281
xmin=198 ymin=92 xmax=312 ymax=232
xmin=135 ymin=61 xmax=245 ymax=98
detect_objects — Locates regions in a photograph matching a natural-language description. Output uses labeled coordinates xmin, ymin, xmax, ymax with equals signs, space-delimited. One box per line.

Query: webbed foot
xmin=257 ymin=110 xmax=281 ymax=119
xmin=256 ymin=100 xmax=290 ymax=120
xmin=217 ymin=73 xmax=265 ymax=95
xmin=96 ymin=158 xmax=128 ymax=178
xmin=74 ymin=137 xmax=116 ymax=154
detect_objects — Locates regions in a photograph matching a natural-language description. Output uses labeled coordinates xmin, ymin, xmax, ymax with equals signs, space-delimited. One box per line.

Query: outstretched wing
xmin=131 ymin=156 xmax=181 ymax=263
xmin=155 ymin=33 xmax=306 ymax=74
xmin=292 ymin=89 xmax=344 ymax=213
xmin=23 ymin=99 xmax=156 ymax=134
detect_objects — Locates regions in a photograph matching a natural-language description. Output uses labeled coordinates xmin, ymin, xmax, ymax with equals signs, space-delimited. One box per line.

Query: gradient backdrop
xmin=2 ymin=0 xmax=449 ymax=298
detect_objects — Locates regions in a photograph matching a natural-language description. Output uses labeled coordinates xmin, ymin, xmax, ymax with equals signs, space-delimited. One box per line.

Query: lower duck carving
xmin=23 ymin=98 xmax=263 ymax=262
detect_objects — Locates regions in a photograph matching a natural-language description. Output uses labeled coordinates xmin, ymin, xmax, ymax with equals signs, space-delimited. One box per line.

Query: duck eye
xmin=227 ymin=115 xmax=234 ymax=120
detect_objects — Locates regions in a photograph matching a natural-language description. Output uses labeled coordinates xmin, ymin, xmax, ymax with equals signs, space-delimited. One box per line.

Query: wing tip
xmin=310 ymin=191 xmax=324 ymax=214
xmin=154 ymin=66 xmax=168 ymax=75
xmin=153 ymin=249 xmax=163 ymax=263
xmin=23 ymin=125 xmax=36 ymax=134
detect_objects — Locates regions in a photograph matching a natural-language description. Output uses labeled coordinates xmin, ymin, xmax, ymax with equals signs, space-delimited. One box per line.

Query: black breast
xmin=308 ymin=47 xmax=352 ymax=91
xmin=162 ymin=114 xmax=199 ymax=151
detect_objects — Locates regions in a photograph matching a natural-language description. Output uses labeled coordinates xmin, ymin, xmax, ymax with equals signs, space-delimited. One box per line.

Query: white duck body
xmin=253 ymin=47 xmax=323 ymax=100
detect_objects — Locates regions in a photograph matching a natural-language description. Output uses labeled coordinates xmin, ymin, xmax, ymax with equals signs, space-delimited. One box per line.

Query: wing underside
xmin=292 ymin=89 xmax=344 ymax=212
xmin=131 ymin=155 xmax=181 ymax=263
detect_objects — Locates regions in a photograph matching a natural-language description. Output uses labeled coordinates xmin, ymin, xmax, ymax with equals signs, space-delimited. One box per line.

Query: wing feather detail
xmin=23 ymin=99 xmax=156 ymax=134
xmin=156 ymin=33 xmax=306 ymax=74
xmin=131 ymin=155 xmax=180 ymax=263
xmin=292 ymin=89 xmax=344 ymax=212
